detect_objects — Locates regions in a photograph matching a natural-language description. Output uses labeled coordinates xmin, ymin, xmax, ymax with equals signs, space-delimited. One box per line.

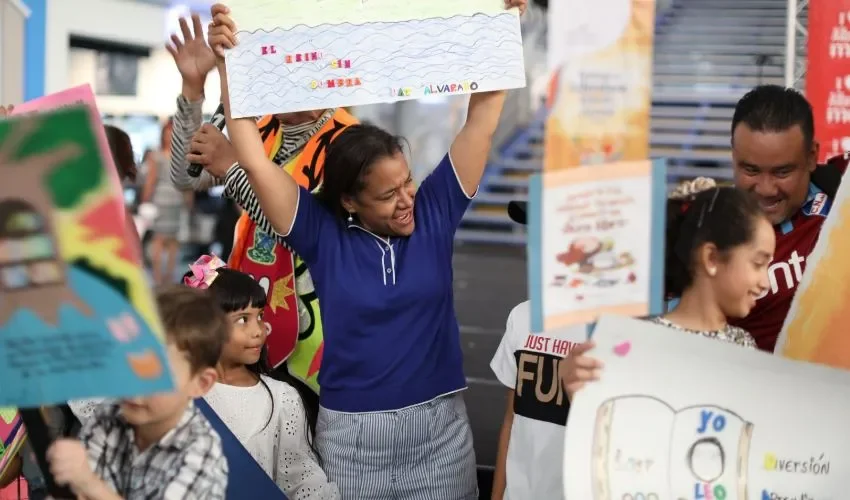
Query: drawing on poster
xmin=0 ymin=107 xmax=173 ymax=408
xmin=527 ymin=160 xmax=666 ymax=331
xmin=11 ymin=84 xmax=125 ymax=200
xmin=224 ymin=0 xmax=526 ymax=117
xmin=0 ymin=407 xmax=25 ymax=478
xmin=592 ymin=395 xmax=751 ymax=499
xmin=553 ymin=236 xmax=636 ymax=288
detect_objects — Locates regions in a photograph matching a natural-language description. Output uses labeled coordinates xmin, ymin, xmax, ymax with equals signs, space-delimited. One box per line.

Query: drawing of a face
xmin=688 ymin=437 xmax=725 ymax=483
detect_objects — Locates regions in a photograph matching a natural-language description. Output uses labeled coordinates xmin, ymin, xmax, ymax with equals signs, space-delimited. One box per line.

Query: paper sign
xmin=0 ymin=407 xmax=25 ymax=479
xmin=0 ymin=107 xmax=173 ymax=407
xmin=12 ymin=85 xmax=124 ymax=206
xmin=806 ymin=1 xmax=850 ymax=162
xmin=563 ymin=315 xmax=847 ymax=499
xmin=527 ymin=160 xmax=666 ymax=331
xmin=224 ymin=0 xmax=526 ymax=117
xmin=775 ymin=160 xmax=850 ymax=367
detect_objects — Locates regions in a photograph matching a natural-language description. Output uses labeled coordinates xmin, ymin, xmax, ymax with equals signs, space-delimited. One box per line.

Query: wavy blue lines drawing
xmin=223 ymin=0 xmax=527 ymax=117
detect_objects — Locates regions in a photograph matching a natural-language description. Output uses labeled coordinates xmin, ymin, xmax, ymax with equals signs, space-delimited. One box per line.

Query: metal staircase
xmin=455 ymin=0 xmax=795 ymax=246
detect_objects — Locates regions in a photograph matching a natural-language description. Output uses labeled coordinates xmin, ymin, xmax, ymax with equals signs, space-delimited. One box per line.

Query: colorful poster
xmin=545 ymin=0 xmax=655 ymax=169
xmin=806 ymin=1 xmax=850 ymax=162
xmin=775 ymin=155 xmax=850 ymax=367
xmin=0 ymin=408 xmax=25 ymax=479
xmin=563 ymin=314 xmax=847 ymax=500
xmin=224 ymin=0 xmax=526 ymax=117
xmin=0 ymin=107 xmax=173 ymax=407
xmin=526 ymin=160 xmax=666 ymax=331
xmin=11 ymin=84 xmax=125 ymax=203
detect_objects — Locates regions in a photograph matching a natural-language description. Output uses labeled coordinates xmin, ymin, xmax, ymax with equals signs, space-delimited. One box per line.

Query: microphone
xmin=187 ymin=103 xmax=227 ymax=177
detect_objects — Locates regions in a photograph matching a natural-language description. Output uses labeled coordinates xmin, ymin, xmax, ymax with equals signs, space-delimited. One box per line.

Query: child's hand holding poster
xmin=0 ymin=107 xmax=173 ymax=407
xmin=563 ymin=315 xmax=847 ymax=500
xmin=527 ymin=160 xmax=667 ymax=331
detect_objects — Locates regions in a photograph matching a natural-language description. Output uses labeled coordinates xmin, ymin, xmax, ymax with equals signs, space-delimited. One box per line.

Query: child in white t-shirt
xmin=490 ymin=301 xmax=586 ymax=500
xmin=490 ymin=201 xmax=588 ymax=500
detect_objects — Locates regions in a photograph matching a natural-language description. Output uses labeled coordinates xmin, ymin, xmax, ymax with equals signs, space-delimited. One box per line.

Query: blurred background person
xmin=141 ymin=118 xmax=193 ymax=284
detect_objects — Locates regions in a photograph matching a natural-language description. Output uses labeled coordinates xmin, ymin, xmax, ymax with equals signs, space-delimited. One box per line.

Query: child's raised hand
xmin=504 ymin=0 xmax=528 ymax=15
xmin=558 ymin=341 xmax=603 ymax=400
xmin=47 ymin=439 xmax=96 ymax=493
xmin=208 ymin=3 xmax=238 ymax=58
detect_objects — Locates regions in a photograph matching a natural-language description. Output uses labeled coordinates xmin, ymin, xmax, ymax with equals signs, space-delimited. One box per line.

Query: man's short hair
xmin=731 ymin=84 xmax=815 ymax=148
xmin=156 ymin=286 xmax=228 ymax=373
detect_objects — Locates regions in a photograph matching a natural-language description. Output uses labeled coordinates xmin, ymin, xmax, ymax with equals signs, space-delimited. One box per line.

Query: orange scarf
xmin=228 ymin=109 xmax=357 ymax=391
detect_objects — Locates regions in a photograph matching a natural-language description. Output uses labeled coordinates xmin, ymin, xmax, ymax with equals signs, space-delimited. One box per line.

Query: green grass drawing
xmin=0 ymin=107 xmax=104 ymax=210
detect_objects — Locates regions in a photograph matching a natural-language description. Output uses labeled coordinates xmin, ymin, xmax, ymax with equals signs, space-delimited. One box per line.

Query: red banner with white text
xmin=808 ymin=1 xmax=850 ymax=161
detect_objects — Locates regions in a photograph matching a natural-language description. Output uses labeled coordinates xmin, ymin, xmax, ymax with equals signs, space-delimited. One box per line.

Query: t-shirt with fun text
xmin=490 ymin=301 xmax=586 ymax=500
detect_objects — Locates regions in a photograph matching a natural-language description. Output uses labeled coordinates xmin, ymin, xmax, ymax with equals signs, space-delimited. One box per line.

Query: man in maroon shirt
xmin=728 ymin=85 xmax=848 ymax=351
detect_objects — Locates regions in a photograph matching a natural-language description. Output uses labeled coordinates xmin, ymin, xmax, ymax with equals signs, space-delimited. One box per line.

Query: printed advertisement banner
xmin=564 ymin=314 xmax=847 ymax=499
xmin=526 ymin=160 xmax=666 ymax=331
xmin=807 ymin=1 xmax=850 ymax=161
xmin=545 ymin=0 xmax=656 ymax=169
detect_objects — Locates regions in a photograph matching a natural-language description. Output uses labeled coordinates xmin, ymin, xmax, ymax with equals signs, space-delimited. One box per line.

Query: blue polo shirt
xmin=283 ymin=153 xmax=472 ymax=412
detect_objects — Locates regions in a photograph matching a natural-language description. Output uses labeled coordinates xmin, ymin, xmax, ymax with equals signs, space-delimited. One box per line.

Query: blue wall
xmin=22 ymin=0 xmax=46 ymax=100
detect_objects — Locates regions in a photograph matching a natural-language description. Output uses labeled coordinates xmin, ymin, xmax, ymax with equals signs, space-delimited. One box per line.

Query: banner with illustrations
xmin=224 ymin=0 xmax=526 ymax=117
xmin=0 ymin=107 xmax=173 ymax=407
xmin=563 ymin=315 xmax=846 ymax=499
xmin=775 ymin=154 xmax=850 ymax=367
xmin=806 ymin=0 xmax=850 ymax=161
xmin=545 ymin=0 xmax=655 ymax=169
xmin=526 ymin=159 xmax=666 ymax=331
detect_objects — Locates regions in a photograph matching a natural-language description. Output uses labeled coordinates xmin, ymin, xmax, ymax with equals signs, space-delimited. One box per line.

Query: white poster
xmin=563 ymin=315 xmax=847 ymax=500
xmin=223 ymin=0 xmax=526 ymax=117
xmin=527 ymin=160 xmax=666 ymax=332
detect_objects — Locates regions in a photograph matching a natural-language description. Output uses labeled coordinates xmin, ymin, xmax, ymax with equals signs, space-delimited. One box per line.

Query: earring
xmin=708 ymin=267 xmax=717 ymax=277
xmin=347 ymin=212 xmax=354 ymax=223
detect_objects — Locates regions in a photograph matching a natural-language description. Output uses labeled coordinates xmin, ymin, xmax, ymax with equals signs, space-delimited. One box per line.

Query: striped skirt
xmin=316 ymin=392 xmax=478 ymax=500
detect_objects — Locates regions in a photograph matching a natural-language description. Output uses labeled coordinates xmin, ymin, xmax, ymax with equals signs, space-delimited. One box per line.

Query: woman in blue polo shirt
xmin=208 ymin=2 xmax=527 ymax=496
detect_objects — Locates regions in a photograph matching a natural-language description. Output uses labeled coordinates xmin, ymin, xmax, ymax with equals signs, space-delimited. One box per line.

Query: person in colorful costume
xmin=166 ymin=15 xmax=356 ymax=392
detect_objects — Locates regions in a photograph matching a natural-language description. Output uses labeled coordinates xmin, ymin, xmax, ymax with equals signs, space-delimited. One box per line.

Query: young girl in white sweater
xmin=184 ymin=257 xmax=339 ymax=499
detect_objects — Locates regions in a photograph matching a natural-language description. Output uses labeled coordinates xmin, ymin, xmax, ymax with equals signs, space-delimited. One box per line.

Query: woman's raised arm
xmin=209 ymin=4 xmax=300 ymax=237
xmin=449 ymin=0 xmax=527 ymax=196
xmin=450 ymin=90 xmax=507 ymax=196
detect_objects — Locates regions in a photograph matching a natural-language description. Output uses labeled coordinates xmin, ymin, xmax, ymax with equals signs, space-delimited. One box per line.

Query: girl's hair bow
xmin=183 ymin=254 xmax=227 ymax=289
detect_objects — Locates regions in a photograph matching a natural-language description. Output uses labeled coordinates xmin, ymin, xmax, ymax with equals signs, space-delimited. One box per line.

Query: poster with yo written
xmin=527 ymin=160 xmax=666 ymax=332
xmin=563 ymin=315 xmax=846 ymax=500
